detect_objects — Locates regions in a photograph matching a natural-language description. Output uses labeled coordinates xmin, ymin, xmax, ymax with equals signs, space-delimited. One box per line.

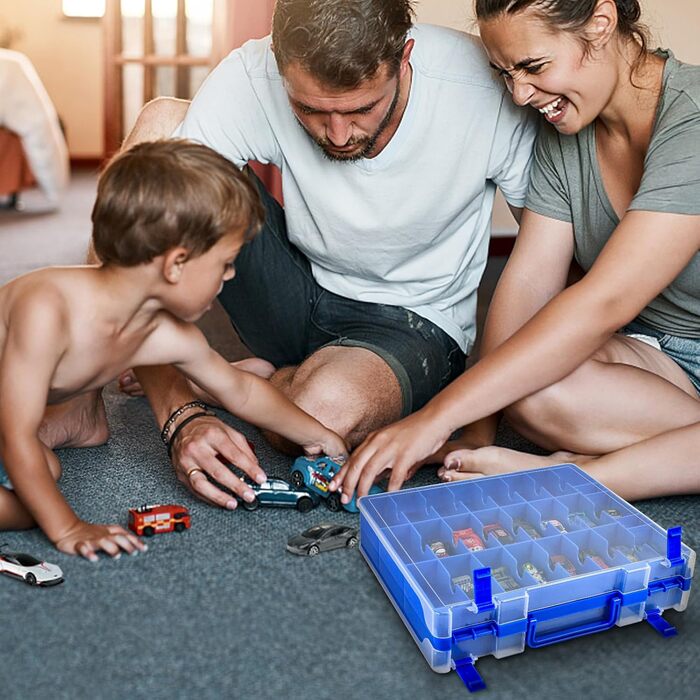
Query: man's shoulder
xmin=220 ymin=35 xmax=280 ymax=83
xmin=410 ymin=24 xmax=501 ymax=91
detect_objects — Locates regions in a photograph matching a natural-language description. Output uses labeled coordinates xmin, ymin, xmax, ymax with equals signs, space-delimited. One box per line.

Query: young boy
xmin=0 ymin=140 xmax=347 ymax=561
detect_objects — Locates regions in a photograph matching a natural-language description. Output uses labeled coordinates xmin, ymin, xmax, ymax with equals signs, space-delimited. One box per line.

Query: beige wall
xmin=0 ymin=0 xmax=103 ymax=157
xmin=1 ymin=0 xmax=697 ymax=164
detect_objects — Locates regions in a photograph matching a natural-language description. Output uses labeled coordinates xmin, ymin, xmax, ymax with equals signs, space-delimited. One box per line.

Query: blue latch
xmin=454 ymin=656 xmax=486 ymax=693
xmin=666 ymin=526 xmax=683 ymax=567
xmin=645 ymin=608 xmax=678 ymax=637
xmin=473 ymin=567 xmax=495 ymax=612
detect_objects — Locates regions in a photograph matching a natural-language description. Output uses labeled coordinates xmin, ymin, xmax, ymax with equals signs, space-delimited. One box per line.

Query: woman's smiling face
xmin=479 ymin=9 xmax=618 ymax=135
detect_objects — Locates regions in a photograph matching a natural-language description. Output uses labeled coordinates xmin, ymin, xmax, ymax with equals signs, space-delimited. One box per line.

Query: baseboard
xmin=70 ymin=156 xmax=104 ymax=170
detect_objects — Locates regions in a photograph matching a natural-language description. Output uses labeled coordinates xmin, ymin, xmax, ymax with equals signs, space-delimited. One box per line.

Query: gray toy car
xmin=286 ymin=523 xmax=359 ymax=556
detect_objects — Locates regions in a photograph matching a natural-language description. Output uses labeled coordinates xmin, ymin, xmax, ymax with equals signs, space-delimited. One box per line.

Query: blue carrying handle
xmin=526 ymin=593 xmax=622 ymax=648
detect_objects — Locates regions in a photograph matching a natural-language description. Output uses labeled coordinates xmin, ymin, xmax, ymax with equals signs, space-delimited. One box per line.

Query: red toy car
xmin=483 ymin=523 xmax=514 ymax=545
xmin=452 ymin=528 xmax=484 ymax=552
xmin=550 ymin=554 xmax=577 ymax=576
xmin=128 ymin=504 xmax=191 ymax=537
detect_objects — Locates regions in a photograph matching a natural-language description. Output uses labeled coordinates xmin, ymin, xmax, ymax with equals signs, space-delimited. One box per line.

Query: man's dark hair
xmin=92 ymin=140 xmax=264 ymax=267
xmin=272 ymin=0 xmax=415 ymax=89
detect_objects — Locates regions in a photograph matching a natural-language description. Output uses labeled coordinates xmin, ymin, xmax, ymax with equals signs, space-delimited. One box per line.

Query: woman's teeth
xmin=539 ymin=97 xmax=564 ymax=116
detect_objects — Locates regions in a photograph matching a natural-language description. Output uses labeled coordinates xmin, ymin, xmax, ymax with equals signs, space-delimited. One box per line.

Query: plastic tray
xmin=358 ymin=464 xmax=695 ymax=692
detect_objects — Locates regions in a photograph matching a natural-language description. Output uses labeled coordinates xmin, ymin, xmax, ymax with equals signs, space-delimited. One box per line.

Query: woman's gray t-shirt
xmin=526 ymin=50 xmax=700 ymax=339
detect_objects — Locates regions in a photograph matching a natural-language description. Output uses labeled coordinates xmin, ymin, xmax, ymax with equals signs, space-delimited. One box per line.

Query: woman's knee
xmin=504 ymin=367 xmax=588 ymax=442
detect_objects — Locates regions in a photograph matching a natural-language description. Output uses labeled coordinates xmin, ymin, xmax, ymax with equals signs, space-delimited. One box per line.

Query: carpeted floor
xmin=1 ymin=303 xmax=698 ymax=700
xmin=1 ymin=178 xmax=698 ymax=699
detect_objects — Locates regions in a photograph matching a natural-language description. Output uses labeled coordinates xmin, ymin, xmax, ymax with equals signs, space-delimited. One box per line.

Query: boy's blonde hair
xmin=92 ymin=140 xmax=264 ymax=266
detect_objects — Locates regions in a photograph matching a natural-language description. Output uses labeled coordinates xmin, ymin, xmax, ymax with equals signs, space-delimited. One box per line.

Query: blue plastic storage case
xmin=358 ymin=465 xmax=694 ymax=692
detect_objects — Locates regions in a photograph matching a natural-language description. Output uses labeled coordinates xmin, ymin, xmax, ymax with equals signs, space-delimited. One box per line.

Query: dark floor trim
xmin=70 ymin=157 xmax=104 ymax=170
xmin=489 ymin=236 xmax=516 ymax=256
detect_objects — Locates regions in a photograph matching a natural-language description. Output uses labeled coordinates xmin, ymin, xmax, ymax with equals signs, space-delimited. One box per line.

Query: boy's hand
xmin=170 ymin=415 xmax=267 ymax=509
xmin=330 ymin=410 xmax=449 ymax=503
xmin=54 ymin=521 xmax=147 ymax=562
xmin=301 ymin=430 xmax=349 ymax=465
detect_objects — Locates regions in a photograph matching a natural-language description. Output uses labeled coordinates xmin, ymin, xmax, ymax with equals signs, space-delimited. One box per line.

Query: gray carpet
xmin=1 ymin=304 xmax=699 ymax=700
xmin=1 ymin=179 xmax=698 ymax=697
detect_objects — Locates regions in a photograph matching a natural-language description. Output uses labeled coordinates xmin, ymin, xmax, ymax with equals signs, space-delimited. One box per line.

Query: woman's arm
xmin=433 ymin=210 xmax=575 ymax=453
xmin=336 ymin=208 xmax=700 ymax=499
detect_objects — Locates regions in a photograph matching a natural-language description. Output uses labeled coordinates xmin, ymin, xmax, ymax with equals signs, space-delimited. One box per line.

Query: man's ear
xmin=586 ymin=0 xmax=618 ymax=51
xmin=162 ymin=247 xmax=191 ymax=284
xmin=400 ymin=38 xmax=415 ymax=76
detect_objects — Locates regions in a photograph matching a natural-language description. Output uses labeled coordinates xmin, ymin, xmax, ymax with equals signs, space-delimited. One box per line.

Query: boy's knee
xmin=43 ymin=447 xmax=62 ymax=482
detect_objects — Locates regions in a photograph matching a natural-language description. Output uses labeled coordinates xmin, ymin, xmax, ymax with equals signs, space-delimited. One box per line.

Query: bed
xmin=0 ymin=48 xmax=69 ymax=207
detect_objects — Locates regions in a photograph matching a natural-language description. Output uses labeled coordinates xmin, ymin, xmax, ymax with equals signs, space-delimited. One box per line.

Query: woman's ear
xmin=586 ymin=0 xmax=618 ymax=51
xmin=162 ymin=247 xmax=190 ymax=284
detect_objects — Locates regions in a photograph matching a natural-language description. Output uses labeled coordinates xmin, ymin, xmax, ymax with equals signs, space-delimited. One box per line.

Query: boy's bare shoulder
xmin=132 ymin=310 xmax=209 ymax=366
xmin=1 ymin=269 xmax=72 ymax=342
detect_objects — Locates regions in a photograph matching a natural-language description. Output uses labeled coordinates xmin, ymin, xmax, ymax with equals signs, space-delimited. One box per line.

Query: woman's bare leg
xmin=503 ymin=334 xmax=699 ymax=454
xmin=434 ymin=335 xmax=700 ymax=499
xmin=438 ymin=422 xmax=700 ymax=502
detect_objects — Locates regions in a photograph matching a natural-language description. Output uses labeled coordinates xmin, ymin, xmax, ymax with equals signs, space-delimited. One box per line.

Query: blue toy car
xmin=290 ymin=456 xmax=382 ymax=513
xmin=238 ymin=477 xmax=320 ymax=513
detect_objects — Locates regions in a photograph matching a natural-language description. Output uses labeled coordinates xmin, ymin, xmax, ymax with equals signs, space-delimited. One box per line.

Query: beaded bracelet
xmin=167 ymin=411 xmax=213 ymax=459
xmin=160 ymin=400 xmax=210 ymax=445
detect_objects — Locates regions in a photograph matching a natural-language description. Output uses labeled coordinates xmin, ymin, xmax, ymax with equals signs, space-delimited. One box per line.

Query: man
xmin=117 ymin=0 xmax=537 ymax=509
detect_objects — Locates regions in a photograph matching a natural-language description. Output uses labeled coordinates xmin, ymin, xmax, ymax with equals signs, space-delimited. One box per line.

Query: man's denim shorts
xmin=619 ymin=319 xmax=700 ymax=395
xmin=0 ymin=459 xmax=12 ymax=489
xmin=216 ymin=171 xmax=467 ymax=417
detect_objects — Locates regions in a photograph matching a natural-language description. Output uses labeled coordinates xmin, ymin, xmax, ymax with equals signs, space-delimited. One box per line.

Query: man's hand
xmin=54 ymin=521 xmax=147 ymax=562
xmin=330 ymin=408 xmax=451 ymax=502
xmin=170 ymin=414 xmax=267 ymax=509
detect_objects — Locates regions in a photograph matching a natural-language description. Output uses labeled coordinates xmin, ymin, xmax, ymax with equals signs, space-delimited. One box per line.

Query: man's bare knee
xmin=288 ymin=349 xmax=402 ymax=445
xmin=122 ymin=97 xmax=191 ymax=150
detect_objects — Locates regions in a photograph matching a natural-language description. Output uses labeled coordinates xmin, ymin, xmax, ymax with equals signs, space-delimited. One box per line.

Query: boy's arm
xmin=0 ymin=297 xmax=78 ymax=535
xmin=135 ymin=319 xmax=346 ymax=455
xmin=170 ymin=324 xmax=347 ymax=457
xmin=0 ymin=297 xmax=145 ymax=559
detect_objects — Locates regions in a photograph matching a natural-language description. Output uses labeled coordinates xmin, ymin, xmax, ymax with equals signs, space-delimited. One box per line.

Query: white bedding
xmin=0 ymin=48 xmax=69 ymax=205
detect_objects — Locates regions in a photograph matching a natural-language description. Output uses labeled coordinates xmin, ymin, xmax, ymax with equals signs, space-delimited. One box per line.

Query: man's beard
xmin=303 ymin=78 xmax=402 ymax=163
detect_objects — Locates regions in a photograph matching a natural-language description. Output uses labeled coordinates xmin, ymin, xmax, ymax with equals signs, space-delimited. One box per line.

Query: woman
xmin=332 ymin=0 xmax=700 ymax=502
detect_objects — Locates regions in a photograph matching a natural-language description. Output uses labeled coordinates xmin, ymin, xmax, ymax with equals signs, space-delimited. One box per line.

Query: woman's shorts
xmin=619 ymin=319 xmax=700 ymax=396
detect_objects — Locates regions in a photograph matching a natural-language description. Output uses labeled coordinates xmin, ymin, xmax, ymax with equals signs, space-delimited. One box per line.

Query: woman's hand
xmin=331 ymin=409 xmax=451 ymax=502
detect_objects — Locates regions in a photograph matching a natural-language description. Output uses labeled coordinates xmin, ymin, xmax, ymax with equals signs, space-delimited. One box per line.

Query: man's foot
xmin=437 ymin=446 xmax=590 ymax=482
xmin=39 ymin=391 xmax=110 ymax=450
xmin=118 ymin=357 xmax=277 ymax=400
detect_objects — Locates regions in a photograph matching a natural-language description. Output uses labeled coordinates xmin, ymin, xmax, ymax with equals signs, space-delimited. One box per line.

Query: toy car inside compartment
xmin=359 ymin=465 xmax=694 ymax=693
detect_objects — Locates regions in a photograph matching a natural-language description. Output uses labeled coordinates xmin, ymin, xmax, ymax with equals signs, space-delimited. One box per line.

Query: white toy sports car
xmin=0 ymin=550 xmax=64 ymax=586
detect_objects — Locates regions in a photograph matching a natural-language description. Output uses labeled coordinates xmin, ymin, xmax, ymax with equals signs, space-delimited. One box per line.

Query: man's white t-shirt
xmin=177 ymin=24 xmax=537 ymax=353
